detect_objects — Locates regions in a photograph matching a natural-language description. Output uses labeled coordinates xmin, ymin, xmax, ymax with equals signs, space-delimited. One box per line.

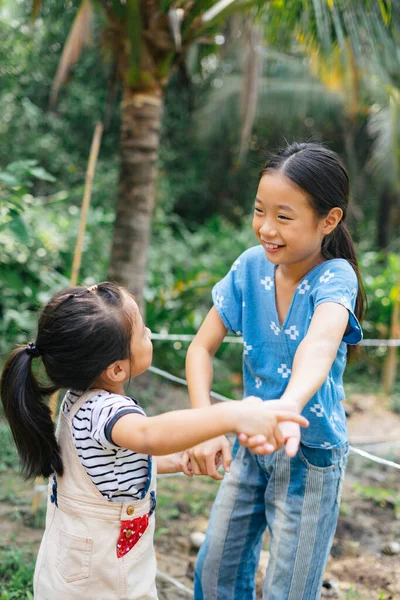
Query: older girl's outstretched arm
xmin=280 ymin=302 xmax=349 ymax=409
xmin=241 ymin=302 xmax=349 ymax=457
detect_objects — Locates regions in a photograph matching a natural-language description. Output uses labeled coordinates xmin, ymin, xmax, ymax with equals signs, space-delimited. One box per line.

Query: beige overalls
xmin=34 ymin=390 xmax=158 ymax=600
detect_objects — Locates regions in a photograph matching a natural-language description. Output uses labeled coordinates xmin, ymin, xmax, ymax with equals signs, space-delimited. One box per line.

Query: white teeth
xmin=264 ymin=243 xmax=280 ymax=249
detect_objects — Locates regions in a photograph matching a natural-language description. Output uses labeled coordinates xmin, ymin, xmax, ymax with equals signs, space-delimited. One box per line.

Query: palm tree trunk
xmin=108 ymin=89 xmax=163 ymax=311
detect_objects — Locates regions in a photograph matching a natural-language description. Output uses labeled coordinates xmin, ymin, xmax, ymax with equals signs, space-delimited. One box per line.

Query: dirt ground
xmin=1 ymin=377 xmax=400 ymax=599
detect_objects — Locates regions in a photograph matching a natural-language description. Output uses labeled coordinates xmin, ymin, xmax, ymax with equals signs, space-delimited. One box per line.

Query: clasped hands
xmin=182 ymin=398 xmax=307 ymax=480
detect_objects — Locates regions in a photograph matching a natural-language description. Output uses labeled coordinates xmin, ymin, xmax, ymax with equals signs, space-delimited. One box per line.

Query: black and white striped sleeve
xmin=90 ymin=394 xmax=146 ymax=450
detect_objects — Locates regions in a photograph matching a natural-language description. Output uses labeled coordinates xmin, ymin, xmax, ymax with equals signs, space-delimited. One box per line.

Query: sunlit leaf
xmin=28 ymin=167 xmax=56 ymax=182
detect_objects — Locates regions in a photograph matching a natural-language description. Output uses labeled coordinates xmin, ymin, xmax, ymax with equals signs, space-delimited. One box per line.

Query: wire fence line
xmin=156 ymin=569 xmax=194 ymax=596
xmin=148 ymin=365 xmax=400 ymax=471
xmin=151 ymin=333 xmax=400 ymax=347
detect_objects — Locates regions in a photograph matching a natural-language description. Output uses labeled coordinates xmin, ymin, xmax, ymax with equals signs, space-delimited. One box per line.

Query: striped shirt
xmin=62 ymin=389 xmax=149 ymax=502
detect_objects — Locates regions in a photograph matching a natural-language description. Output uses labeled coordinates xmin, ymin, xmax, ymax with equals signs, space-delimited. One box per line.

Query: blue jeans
xmin=194 ymin=440 xmax=348 ymax=600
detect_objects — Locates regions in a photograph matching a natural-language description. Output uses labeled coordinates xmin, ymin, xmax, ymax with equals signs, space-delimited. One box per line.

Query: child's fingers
xmin=204 ymin=455 xmax=224 ymax=480
xmin=285 ymin=437 xmax=300 ymax=457
xmin=181 ymin=451 xmax=193 ymax=477
xmin=251 ymin=443 xmax=276 ymax=455
xmin=240 ymin=434 xmax=268 ymax=449
xmin=275 ymin=412 xmax=309 ymax=427
xmin=274 ymin=426 xmax=285 ymax=448
xmin=221 ymin=445 xmax=232 ymax=473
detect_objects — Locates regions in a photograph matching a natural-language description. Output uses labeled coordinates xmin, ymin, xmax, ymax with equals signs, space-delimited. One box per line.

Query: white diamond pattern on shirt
xmin=310 ymin=403 xmax=324 ymax=417
xmin=330 ymin=412 xmax=341 ymax=431
xmin=285 ymin=325 xmax=299 ymax=340
xmin=277 ymin=364 xmax=291 ymax=378
xmin=255 ymin=376 xmax=262 ymax=389
xmin=319 ymin=269 xmax=335 ymax=284
xmin=297 ymin=279 xmax=311 ymax=295
xmin=260 ymin=276 xmax=274 ymax=291
xmin=270 ymin=321 xmax=280 ymax=336
xmin=244 ymin=342 xmax=253 ymax=355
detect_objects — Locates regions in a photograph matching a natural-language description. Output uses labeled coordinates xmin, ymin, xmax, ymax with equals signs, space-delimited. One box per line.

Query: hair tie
xmin=25 ymin=342 xmax=41 ymax=358
xmin=87 ymin=285 xmax=98 ymax=293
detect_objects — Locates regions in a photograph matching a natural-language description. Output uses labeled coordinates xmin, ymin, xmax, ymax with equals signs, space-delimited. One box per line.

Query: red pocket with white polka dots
xmin=116 ymin=514 xmax=149 ymax=558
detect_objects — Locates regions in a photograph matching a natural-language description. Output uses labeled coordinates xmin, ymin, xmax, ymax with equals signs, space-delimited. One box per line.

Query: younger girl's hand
xmin=237 ymin=396 xmax=308 ymax=453
xmin=238 ymin=399 xmax=305 ymax=457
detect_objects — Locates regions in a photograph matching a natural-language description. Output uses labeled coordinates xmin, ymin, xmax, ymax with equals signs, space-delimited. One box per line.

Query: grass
xmin=0 ymin=547 xmax=35 ymax=600
xmin=353 ymin=483 xmax=400 ymax=519
xmin=0 ymin=421 xmax=19 ymax=474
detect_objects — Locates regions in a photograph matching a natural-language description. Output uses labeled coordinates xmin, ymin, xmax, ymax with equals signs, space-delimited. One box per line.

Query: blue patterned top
xmin=212 ymin=245 xmax=363 ymax=448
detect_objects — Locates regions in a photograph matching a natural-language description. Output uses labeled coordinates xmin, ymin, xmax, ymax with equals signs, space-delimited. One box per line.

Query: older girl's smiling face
xmin=252 ymin=171 xmax=326 ymax=268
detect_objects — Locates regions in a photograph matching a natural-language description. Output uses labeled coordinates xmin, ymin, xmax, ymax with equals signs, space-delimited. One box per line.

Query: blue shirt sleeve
xmin=312 ymin=260 xmax=363 ymax=345
xmin=212 ymin=256 xmax=243 ymax=335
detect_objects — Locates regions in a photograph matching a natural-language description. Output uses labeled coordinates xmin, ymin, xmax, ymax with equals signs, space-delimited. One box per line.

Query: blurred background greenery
xmin=1 ymin=0 xmax=400 ymax=399
xmin=1 ymin=3 xmax=400 ymax=597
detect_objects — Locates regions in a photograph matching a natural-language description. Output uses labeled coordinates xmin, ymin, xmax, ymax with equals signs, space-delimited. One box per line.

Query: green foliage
xmin=353 ymin=482 xmax=400 ymax=519
xmin=0 ymin=160 xmax=55 ymax=246
xmin=345 ymin=589 xmax=362 ymax=600
xmin=0 ymin=160 xmax=114 ymax=356
xmin=0 ymin=422 xmax=19 ymax=473
xmin=147 ymin=211 xmax=254 ymax=395
xmin=0 ymin=547 xmax=35 ymax=600
xmin=360 ymin=251 xmax=400 ymax=337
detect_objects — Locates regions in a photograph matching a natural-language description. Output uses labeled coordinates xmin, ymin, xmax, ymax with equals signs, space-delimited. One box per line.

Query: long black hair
xmin=261 ymin=142 xmax=366 ymax=351
xmin=0 ymin=282 xmax=133 ymax=479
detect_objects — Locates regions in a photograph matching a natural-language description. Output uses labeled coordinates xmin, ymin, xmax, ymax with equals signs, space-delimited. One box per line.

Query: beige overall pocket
xmin=56 ymin=529 xmax=93 ymax=583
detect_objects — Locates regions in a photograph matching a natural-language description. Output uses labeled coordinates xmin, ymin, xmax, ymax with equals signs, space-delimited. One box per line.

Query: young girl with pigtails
xmin=0 ymin=282 xmax=307 ymax=599
xmin=184 ymin=142 xmax=365 ymax=600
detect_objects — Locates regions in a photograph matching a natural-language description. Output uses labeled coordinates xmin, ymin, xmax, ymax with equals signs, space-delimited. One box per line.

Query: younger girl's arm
xmin=111 ymin=396 xmax=308 ymax=457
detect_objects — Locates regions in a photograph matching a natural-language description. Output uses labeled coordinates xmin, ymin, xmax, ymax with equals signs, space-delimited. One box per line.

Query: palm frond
xmin=195 ymin=66 xmax=344 ymax=144
xmin=239 ymin=20 xmax=262 ymax=161
xmin=50 ymin=0 xmax=94 ymax=107
xmin=368 ymin=87 xmax=400 ymax=188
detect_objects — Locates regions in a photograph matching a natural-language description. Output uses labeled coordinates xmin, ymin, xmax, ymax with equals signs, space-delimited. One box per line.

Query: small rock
xmin=321 ymin=578 xmax=340 ymax=598
xmin=342 ymin=402 xmax=354 ymax=417
xmin=381 ymin=541 xmax=400 ymax=555
xmin=189 ymin=531 xmax=206 ymax=549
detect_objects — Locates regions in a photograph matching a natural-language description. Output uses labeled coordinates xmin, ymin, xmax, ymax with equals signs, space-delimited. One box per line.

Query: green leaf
xmin=28 ymin=167 xmax=56 ymax=182
xmin=0 ymin=172 xmax=19 ymax=187
xmin=9 ymin=214 xmax=31 ymax=245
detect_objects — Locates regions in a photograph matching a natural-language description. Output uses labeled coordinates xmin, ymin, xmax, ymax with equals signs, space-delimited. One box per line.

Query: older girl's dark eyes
xmin=278 ymin=215 xmax=291 ymax=221
xmin=254 ymin=207 xmax=263 ymax=214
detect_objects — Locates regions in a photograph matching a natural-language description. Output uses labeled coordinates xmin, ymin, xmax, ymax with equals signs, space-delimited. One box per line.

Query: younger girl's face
xmin=125 ymin=296 xmax=153 ymax=377
xmin=252 ymin=172 xmax=325 ymax=268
